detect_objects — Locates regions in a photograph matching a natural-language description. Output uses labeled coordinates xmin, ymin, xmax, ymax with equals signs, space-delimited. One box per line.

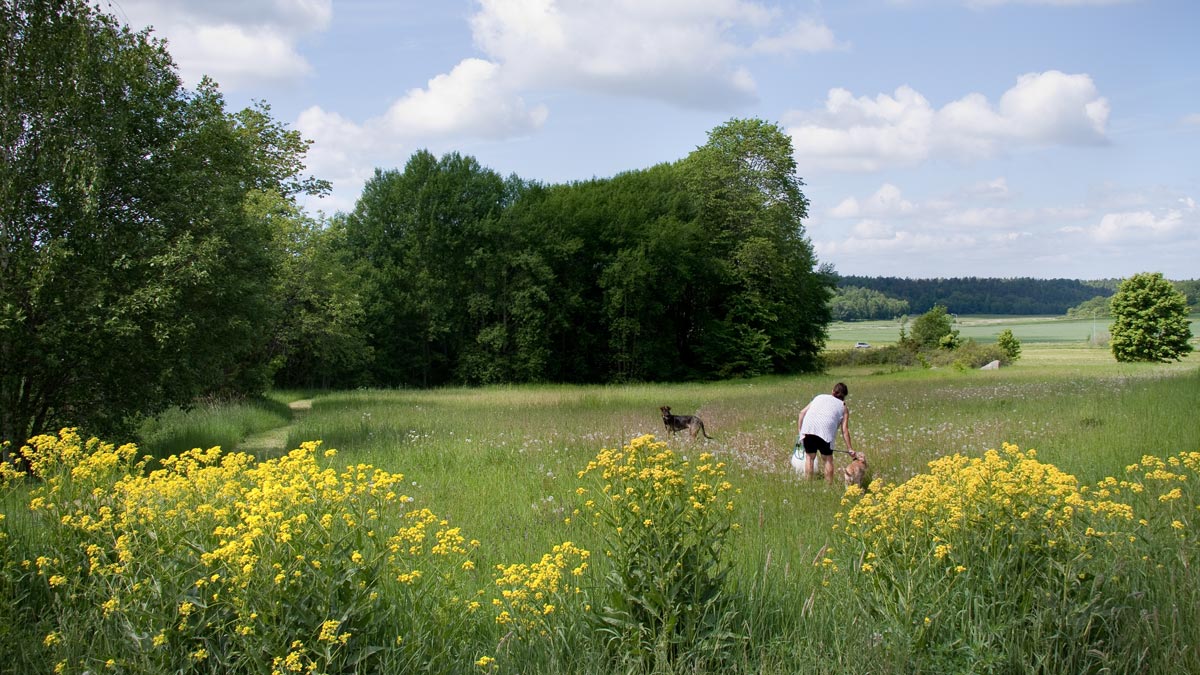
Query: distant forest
xmin=837 ymin=277 xmax=1112 ymax=316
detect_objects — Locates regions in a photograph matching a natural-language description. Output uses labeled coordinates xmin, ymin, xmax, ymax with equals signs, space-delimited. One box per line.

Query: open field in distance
xmin=827 ymin=313 xmax=1200 ymax=349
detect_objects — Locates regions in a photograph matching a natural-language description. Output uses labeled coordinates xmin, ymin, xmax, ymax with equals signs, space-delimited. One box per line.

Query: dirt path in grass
xmin=238 ymin=398 xmax=313 ymax=459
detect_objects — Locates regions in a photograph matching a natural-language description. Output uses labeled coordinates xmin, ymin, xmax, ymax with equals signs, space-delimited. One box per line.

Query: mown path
xmin=237 ymin=398 xmax=313 ymax=459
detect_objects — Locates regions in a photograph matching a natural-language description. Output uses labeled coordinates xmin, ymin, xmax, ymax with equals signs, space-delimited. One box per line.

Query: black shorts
xmin=802 ymin=434 xmax=833 ymax=456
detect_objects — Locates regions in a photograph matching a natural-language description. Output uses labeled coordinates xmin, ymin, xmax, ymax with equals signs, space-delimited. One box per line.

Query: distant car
xmin=854 ymin=342 xmax=871 ymax=349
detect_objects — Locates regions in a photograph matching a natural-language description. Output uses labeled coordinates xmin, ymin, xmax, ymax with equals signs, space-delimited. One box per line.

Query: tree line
xmin=1 ymin=0 xmax=832 ymax=445
xmin=838 ymin=276 xmax=1113 ymax=316
xmin=279 ymin=118 xmax=833 ymax=390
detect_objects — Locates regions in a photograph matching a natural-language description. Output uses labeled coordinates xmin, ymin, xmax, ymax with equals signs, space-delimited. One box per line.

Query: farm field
xmin=826 ymin=312 xmax=1200 ymax=349
xmin=4 ymin=348 xmax=1200 ymax=673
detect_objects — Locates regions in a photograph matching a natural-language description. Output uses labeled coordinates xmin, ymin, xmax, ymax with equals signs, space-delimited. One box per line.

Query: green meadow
xmin=827 ymin=312 xmax=1200 ymax=348
xmin=5 ymin=338 xmax=1200 ymax=673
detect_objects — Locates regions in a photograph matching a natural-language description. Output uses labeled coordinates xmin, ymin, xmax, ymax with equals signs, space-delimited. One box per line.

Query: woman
xmin=793 ymin=382 xmax=855 ymax=481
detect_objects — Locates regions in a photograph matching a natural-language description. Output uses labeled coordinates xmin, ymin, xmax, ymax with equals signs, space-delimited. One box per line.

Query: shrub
xmin=925 ymin=339 xmax=1008 ymax=370
xmin=822 ymin=344 xmax=918 ymax=368
xmin=996 ymin=328 xmax=1021 ymax=361
xmin=575 ymin=434 xmax=742 ymax=672
xmin=3 ymin=429 xmax=491 ymax=674
xmin=831 ymin=443 xmax=1200 ymax=674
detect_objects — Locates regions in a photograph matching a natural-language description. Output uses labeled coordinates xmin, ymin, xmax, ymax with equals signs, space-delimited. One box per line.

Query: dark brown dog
xmin=659 ymin=406 xmax=713 ymax=440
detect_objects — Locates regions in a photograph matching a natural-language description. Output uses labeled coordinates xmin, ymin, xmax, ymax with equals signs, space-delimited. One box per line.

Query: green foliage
xmin=831 ymin=443 xmax=1196 ymax=674
xmin=909 ymin=305 xmax=959 ymax=350
xmin=1066 ymin=295 xmax=1112 ymax=318
xmin=576 ymin=435 xmax=741 ymax=672
xmin=135 ymin=397 xmax=293 ymax=461
xmin=830 ymin=286 xmax=909 ymax=321
xmin=685 ymin=119 xmax=832 ymax=377
xmin=840 ymin=276 xmax=1111 ymax=315
xmin=1109 ymin=272 xmax=1194 ymax=362
xmin=0 ymin=0 xmax=324 ymax=443
xmin=338 ymin=119 xmax=831 ymax=387
xmin=930 ymin=339 xmax=1007 ymax=370
xmin=996 ymin=328 xmax=1021 ymax=361
xmin=268 ymin=208 xmax=372 ymax=389
xmin=1171 ymin=279 xmax=1200 ymax=310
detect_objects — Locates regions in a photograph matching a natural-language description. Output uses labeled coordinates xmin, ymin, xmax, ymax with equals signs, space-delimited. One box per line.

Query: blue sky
xmin=113 ymin=0 xmax=1198 ymax=280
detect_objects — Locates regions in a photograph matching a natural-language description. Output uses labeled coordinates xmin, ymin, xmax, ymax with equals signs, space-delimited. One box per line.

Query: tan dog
xmin=843 ymin=451 xmax=868 ymax=488
xmin=659 ymin=406 xmax=714 ymax=440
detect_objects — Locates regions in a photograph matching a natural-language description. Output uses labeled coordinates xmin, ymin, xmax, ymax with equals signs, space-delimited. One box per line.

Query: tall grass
xmin=3 ymin=354 xmax=1199 ymax=673
xmin=136 ymin=397 xmax=294 ymax=460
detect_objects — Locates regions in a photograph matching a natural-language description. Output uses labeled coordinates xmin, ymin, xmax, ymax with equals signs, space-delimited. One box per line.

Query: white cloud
xmin=469 ymin=0 xmax=843 ymax=108
xmin=829 ymin=183 xmax=915 ymax=218
xmin=965 ymin=177 xmax=1012 ymax=200
xmin=116 ymin=0 xmax=331 ymax=90
xmin=850 ymin=219 xmax=896 ymax=239
xmin=751 ymin=18 xmax=847 ymax=54
xmin=787 ymin=71 xmax=1109 ymax=171
xmin=1090 ymin=209 xmax=1190 ymax=243
xmin=1183 ymin=113 xmax=1200 ymax=127
xmin=294 ymin=59 xmax=549 ymax=213
xmin=380 ymin=59 xmax=549 ymax=139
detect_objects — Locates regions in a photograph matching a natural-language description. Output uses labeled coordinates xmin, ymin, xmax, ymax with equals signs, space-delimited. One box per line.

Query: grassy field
xmin=4 ymin=342 xmax=1199 ymax=673
xmin=827 ymin=312 xmax=1200 ymax=349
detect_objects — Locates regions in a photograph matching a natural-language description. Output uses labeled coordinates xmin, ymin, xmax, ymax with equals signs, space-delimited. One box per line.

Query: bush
xmin=2 ymin=429 xmax=494 ymax=673
xmin=821 ymin=344 xmax=918 ymax=368
xmin=926 ymin=339 xmax=1008 ymax=370
xmin=575 ymin=435 xmax=741 ymax=672
xmin=831 ymin=444 xmax=1200 ymax=674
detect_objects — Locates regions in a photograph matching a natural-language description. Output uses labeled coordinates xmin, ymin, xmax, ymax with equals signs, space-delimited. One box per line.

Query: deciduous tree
xmin=0 ymin=0 xmax=324 ymax=446
xmin=1109 ymin=272 xmax=1193 ymax=362
xmin=910 ymin=305 xmax=959 ymax=350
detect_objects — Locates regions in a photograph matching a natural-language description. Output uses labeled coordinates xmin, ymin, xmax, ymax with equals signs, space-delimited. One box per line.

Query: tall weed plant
xmin=830 ymin=443 xmax=1200 ymax=673
xmin=576 ymin=435 xmax=741 ymax=672
xmin=4 ymin=429 xmax=501 ymax=673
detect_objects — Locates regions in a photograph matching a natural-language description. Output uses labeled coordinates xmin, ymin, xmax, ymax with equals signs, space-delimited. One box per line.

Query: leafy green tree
xmin=910 ymin=305 xmax=959 ymax=350
xmin=0 ymin=0 xmax=324 ymax=446
xmin=1066 ymin=295 xmax=1112 ymax=318
xmin=1173 ymin=279 xmax=1200 ymax=310
xmin=1109 ymin=272 xmax=1194 ymax=362
xmin=683 ymin=118 xmax=832 ymax=376
xmin=831 ymin=286 xmax=910 ymax=321
xmin=996 ymin=329 xmax=1021 ymax=361
xmin=266 ymin=205 xmax=372 ymax=389
xmin=345 ymin=151 xmax=507 ymax=386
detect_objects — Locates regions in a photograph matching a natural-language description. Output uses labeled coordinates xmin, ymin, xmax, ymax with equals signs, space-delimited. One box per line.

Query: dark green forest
xmin=838 ymin=276 xmax=1112 ymax=316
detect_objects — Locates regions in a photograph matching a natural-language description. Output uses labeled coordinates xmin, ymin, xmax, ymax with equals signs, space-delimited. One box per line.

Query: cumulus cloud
xmin=116 ymin=0 xmax=331 ymax=90
xmin=829 ymin=183 xmax=916 ymax=218
xmin=965 ymin=177 xmax=1012 ymax=200
xmin=787 ymin=71 xmax=1109 ymax=171
xmin=469 ymin=0 xmax=843 ymax=108
xmin=379 ymin=59 xmax=549 ymax=139
xmin=1088 ymin=208 xmax=1192 ymax=243
xmin=295 ymin=59 xmax=549 ymax=212
xmin=815 ymin=178 xmax=1200 ymax=277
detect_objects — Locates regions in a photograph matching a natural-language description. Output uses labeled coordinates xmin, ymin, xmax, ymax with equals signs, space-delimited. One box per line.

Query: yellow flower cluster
xmin=838 ymin=443 xmax=1131 ymax=574
xmin=491 ymin=541 xmax=589 ymax=633
xmin=577 ymin=434 xmax=737 ymax=530
xmin=9 ymin=428 xmax=482 ymax=672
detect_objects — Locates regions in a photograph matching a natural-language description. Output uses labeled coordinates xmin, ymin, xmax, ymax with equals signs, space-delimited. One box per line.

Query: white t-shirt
xmin=799 ymin=394 xmax=846 ymax=448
